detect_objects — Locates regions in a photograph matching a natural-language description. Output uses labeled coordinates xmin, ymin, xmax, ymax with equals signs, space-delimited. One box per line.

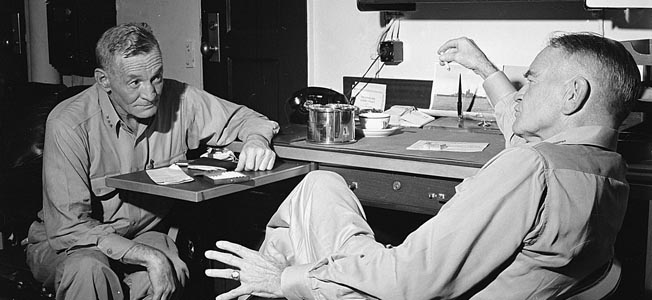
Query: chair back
xmin=565 ymin=258 xmax=622 ymax=300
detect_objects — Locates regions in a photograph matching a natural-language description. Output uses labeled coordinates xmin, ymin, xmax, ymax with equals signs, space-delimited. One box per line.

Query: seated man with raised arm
xmin=205 ymin=32 xmax=641 ymax=300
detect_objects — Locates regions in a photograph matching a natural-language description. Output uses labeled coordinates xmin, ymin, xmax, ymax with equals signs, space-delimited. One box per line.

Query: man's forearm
xmin=476 ymin=61 xmax=500 ymax=80
xmin=122 ymin=243 xmax=167 ymax=267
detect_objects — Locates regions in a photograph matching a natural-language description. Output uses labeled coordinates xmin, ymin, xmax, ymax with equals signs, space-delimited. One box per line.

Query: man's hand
xmin=122 ymin=243 xmax=180 ymax=300
xmin=437 ymin=37 xmax=499 ymax=80
xmin=236 ymin=134 xmax=276 ymax=171
xmin=205 ymin=241 xmax=288 ymax=300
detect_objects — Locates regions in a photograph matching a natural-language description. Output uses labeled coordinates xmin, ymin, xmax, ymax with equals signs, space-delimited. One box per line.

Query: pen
xmin=457 ymin=74 xmax=463 ymax=120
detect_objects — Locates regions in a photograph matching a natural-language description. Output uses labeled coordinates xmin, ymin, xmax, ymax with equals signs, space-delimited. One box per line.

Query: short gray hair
xmin=95 ymin=22 xmax=161 ymax=72
xmin=548 ymin=32 xmax=642 ymax=124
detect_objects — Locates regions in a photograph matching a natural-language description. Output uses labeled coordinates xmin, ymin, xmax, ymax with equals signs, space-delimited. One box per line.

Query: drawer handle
xmin=428 ymin=192 xmax=448 ymax=203
xmin=392 ymin=181 xmax=402 ymax=191
xmin=348 ymin=181 xmax=359 ymax=191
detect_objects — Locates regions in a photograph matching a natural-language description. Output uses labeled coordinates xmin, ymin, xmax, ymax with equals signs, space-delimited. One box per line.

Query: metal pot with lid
xmin=306 ymin=103 xmax=356 ymax=144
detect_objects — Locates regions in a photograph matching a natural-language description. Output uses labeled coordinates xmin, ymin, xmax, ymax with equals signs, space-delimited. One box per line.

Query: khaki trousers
xmin=259 ymin=170 xmax=384 ymax=267
xmin=26 ymin=231 xmax=186 ymax=300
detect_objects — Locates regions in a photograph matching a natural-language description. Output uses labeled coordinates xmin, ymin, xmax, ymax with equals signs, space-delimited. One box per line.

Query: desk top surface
xmin=269 ymin=124 xmax=506 ymax=178
xmin=106 ymin=160 xmax=313 ymax=202
xmin=106 ymin=125 xmax=506 ymax=199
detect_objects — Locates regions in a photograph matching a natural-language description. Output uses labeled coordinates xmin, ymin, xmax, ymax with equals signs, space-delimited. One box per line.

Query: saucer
xmin=361 ymin=126 xmax=400 ymax=137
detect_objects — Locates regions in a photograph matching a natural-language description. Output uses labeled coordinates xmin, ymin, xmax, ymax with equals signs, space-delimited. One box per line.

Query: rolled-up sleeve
xmin=280 ymin=147 xmax=546 ymax=300
xmin=42 ymin=118 xmax=135 ymax=259
xmin=180 ymin=83 xmax=279 ymax=148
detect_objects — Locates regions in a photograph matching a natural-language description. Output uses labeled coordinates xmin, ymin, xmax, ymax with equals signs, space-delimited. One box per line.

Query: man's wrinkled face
xmin=512 ymin=47 xmax=568 ymax=141
xmin=106 ymin=50 xmax=164 ymax=120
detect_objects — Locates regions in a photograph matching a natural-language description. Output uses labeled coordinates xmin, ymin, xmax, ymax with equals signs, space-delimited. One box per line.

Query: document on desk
xmin=407 ymin=140 xmax=489 ymax=152
xmin=384 ymin=105 xmax=435 ymax=127
xmin=146 ymin=164 xmax=194 ymax=185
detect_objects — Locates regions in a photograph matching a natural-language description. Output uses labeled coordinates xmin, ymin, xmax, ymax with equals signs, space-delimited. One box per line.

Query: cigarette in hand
xmin=438 ymin=52 xmax=451 ymax=71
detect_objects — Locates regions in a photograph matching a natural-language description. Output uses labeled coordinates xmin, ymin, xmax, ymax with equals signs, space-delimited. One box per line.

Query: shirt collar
xmin=96 ymin=84 xmax=123 ymax=137
xmin=544 ymin=126 xmax=619 ymax=151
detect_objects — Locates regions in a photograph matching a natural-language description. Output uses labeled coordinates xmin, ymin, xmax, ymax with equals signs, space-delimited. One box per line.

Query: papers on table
xmin=146 ymin=164 xmax=194 ymax=185
xmin=407 ymin=140 xmax=488 ymax=152
xmin=384 ymin=105 xmax=434 ymax=128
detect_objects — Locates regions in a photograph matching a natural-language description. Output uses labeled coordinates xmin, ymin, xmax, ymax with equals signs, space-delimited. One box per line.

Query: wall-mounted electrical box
xmin=379 ymin=41 xmax=403 ymax=65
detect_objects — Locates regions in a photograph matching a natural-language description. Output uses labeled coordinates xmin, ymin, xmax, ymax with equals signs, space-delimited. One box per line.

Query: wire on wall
xmin=350 ymin=58 xmax=386 ymax=104
xmin=346 ymin=17 xmax=398 ymax=105
xmin=376 ymin=18 xmax=398 ymax=54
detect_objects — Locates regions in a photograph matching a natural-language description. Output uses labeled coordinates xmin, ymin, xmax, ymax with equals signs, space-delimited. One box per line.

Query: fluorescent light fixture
xmin=586 ymin=0 xmax=652 ymax=8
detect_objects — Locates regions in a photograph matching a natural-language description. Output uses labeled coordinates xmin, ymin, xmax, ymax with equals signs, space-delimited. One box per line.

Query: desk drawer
xmin=319 ymin=165 xmax=460 ymax=215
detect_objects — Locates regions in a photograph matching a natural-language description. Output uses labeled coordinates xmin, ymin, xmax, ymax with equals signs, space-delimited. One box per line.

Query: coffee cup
xmin=359 ymin=112 xmax=390 ymax=129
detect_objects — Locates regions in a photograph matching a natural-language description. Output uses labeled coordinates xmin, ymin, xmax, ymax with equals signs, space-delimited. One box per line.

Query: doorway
xmin=201 ymin=0 xmax=308 ymax=125
xmin=188 ymin=1 xmax=308 ymax=298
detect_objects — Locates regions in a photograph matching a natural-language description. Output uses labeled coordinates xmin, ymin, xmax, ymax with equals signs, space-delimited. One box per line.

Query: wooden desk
xmin=270 ymin=124 xmax=505 ymax=179
xmin=106 ymin=159 xmax=315 ymax=202
xmin=228 ymin=124 xmax=507 ymax=214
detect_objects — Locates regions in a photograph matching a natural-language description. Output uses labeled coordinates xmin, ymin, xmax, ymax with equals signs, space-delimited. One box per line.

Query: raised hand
xmin=437 ymin=37 xmax=499 ymax=79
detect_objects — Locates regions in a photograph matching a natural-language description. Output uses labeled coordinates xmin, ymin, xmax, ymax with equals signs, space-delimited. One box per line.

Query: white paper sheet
xmin=146 ymin=164 xmax=194 ymax=185
xmin=406 ymin=140 xmax=489 ymax=152
xmin=384 ymin=105 xmax=434 ymax=127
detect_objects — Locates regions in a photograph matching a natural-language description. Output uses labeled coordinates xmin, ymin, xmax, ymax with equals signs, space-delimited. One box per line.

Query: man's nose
xmin=141 ymin=82 xmax=157 ymax=101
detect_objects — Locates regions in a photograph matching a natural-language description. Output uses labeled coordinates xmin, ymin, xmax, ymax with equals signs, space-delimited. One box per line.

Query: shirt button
xmin=107 ymin=249 xmax=113 ymax=255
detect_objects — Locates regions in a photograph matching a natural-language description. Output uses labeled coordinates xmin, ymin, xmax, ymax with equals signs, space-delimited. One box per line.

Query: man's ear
xmin=94 ymin=68 xmax=112 ymax=93
xmin=561 ymin=75 xmax=590 ymax=116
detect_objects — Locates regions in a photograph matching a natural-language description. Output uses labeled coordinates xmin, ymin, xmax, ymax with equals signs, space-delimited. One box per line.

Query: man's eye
xmin=152 ymin=75 xmax=162 ymax=83
xmin=129 ymin=80 xmax=140 ymax=88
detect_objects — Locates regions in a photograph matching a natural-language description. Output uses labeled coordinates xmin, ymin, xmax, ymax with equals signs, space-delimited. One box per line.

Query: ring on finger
xmin=230 ymin=270 xmax=241 ymax=281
